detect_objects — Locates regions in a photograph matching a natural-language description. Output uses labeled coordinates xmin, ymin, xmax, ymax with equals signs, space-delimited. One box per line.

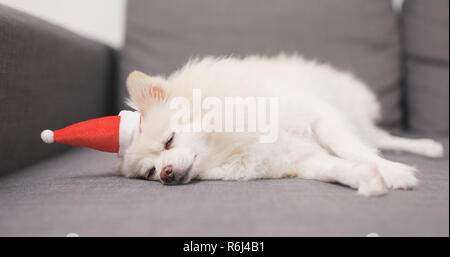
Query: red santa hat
xmin=40 ymin=110 xmax=141 ymax=157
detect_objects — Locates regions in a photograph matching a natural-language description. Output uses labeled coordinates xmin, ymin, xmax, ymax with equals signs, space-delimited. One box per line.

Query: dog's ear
xmin=126 ymin=71 xmax=167 ymax=111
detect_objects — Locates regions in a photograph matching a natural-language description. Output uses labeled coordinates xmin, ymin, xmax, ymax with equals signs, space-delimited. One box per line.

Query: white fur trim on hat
xmin=118 ymin=110 xmax=141 ymax=157
xmin=40 ymin=129 xmax=54 ymax=144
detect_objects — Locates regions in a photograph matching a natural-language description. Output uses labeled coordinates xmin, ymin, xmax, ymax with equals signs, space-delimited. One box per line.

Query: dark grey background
xmin=0 ymin=5 xmax=117 ymax=176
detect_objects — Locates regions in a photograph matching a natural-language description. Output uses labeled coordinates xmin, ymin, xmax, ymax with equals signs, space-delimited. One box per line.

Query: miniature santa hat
xmin=40 ymin=110 xmax=141 ymax=157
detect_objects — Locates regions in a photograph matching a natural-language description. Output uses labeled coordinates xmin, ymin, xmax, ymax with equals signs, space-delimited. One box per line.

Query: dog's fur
xmin=119 ymin=55 xmax=444 ymax=196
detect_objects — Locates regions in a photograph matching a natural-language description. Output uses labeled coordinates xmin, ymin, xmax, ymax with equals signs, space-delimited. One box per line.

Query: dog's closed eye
xmin=165 ymin=132 xmax=175 ymax=150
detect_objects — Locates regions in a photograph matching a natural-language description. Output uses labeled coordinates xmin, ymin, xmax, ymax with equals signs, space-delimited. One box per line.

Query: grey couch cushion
xmin=0 ymin=5 xmax=117 ymax=176
xmin=121 ymin=0 xmax=401 ymax=126
xmin=0 ymin=133 xmax=447 ymax=236
xmin=402 ymin=0 xmax=449 ymax=132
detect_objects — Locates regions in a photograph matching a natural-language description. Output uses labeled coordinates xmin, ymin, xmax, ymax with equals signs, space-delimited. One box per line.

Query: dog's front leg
xmin=296 ymin=153 xmax=387 ymax=196
xmin=312 ymin=113 xmax=418 ymax=190
xmin=198 ymin=161 xmax=262 ymax=181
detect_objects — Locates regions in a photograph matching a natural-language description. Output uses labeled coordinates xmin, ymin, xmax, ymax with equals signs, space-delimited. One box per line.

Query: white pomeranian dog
xmin=120 ymin=55 xmax=444 ymax=196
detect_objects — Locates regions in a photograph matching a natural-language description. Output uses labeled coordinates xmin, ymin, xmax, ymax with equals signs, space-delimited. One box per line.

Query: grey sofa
xmin=0 ymin=0 xmax=448 ymax=236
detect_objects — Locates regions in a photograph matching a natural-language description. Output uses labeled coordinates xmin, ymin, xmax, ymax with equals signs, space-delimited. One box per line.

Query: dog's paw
xmin=357 ymin=164 xmax=388 ymax=197
xmin=416 ymin=139 xmax=444 ymax=159
xmin=377 ymin=161 xmax=418 ymax=190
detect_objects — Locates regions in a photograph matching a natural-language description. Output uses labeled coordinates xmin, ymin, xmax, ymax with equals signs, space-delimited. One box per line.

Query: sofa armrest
xmin=0 ymin=4 xmax=117 ymax=176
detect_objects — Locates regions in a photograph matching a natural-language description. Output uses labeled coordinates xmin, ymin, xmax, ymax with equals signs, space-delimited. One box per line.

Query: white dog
xmin=120 ymin=55 xmax=444 ymax=196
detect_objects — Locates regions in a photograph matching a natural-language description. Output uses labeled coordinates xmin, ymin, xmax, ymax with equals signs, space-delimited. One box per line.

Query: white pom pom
xmin=40 ymin=129 xmax=54 ymax=144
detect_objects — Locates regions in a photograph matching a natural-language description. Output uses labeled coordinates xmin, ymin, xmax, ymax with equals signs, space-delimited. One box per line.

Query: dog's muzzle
xmin=160 ymin=165 xmax=175 ymax=184
xmin=160 ymin=165 xmax=192 ymax=185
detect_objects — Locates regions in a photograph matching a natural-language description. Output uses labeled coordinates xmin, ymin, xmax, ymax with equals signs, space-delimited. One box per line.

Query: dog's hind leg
xmin=366 ymin=127 xmax=444 ymax=159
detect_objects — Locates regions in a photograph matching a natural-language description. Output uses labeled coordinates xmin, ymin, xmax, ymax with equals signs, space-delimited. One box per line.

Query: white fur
xmin=120 ymin=54 xmax=444 ymax=196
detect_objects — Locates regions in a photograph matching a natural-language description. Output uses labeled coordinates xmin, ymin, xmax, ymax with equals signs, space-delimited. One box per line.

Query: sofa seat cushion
xmin=0 ymin=133 xmax=448 ymax=236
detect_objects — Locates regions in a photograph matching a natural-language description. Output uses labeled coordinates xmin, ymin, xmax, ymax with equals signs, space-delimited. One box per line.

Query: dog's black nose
xmin=160 ymin=165 xmax=174 ymax=184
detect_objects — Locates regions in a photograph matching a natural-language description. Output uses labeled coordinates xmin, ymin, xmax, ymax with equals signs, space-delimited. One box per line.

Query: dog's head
xmin=119 ymin=71 xmax=205 ymax=185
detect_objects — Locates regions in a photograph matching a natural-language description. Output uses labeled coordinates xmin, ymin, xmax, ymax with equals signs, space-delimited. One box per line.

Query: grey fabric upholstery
xmin=0 ymin=4 xmax=117 ymax=176
xmin=0 ymin=1 xmax=448 ymax=237
xmin=402 ymin=0 xmax=449 ymax=131
xmin=121 ymin=0 xmax=402 ymax=126
xmin=0 ymin=133 xmax=447 ymax=236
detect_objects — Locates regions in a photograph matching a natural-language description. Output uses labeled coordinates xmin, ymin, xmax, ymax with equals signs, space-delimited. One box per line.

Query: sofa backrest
xmin=120 ymin=0 xmax=402 ymax=127
xmin=402 ymin=0 xmax=449 ymax=132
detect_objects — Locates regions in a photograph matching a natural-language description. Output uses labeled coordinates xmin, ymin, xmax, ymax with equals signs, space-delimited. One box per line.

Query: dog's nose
xmin=160 ymin=165 xmax=174 ymax=184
